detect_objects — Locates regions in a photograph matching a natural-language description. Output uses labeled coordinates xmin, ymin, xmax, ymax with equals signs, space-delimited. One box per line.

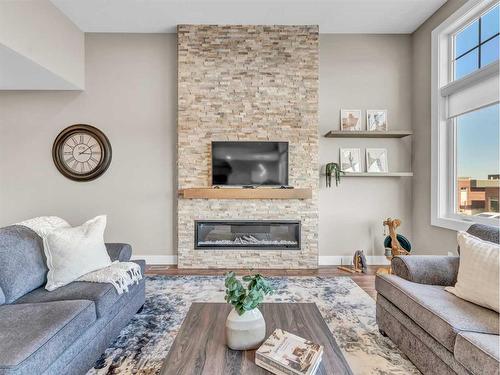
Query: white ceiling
xmin=50 ymin=0 xmax=447 ymax=34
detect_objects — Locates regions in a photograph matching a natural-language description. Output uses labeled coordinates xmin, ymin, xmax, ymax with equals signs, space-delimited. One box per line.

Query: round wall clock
xmin=52 ymin=124 xmax=112 ymax=181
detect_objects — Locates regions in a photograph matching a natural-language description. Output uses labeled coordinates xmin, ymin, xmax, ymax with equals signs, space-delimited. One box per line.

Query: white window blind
xmin=441 ymin=63 xmax=499 ymax=119
xmin=447 ymin=74 xmax=499 ymax=118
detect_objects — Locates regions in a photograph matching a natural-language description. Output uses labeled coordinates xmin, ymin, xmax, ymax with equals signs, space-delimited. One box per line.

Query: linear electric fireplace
xmin=195 ymin=220 xmax=301 ymax=250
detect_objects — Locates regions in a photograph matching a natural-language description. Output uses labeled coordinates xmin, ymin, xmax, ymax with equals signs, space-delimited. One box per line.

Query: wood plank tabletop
xmin=160 ymin=303 xmax=352 ymax=375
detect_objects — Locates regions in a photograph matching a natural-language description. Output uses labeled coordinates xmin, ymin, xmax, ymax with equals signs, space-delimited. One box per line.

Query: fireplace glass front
xmin=195 ymin=220 xmax=300 ymax=250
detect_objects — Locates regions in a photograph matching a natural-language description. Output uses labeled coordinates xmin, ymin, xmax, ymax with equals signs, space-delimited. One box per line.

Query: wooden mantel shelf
xmin=179 ymin=187 xmax=312 ymax=199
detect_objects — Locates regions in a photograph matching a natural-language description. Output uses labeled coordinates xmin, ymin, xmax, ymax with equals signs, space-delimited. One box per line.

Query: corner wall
xmin=319 ymin=34 xmax=413 ymax=262
xmin=0 ymin=0 xmax=84 ymax=89
xmin=411 ymin=0 xmax=468 ymax=254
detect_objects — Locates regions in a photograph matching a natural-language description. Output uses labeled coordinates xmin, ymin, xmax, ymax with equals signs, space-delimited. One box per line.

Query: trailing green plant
xmin=325 ymin=162 xmax=345 ymax=187
xmin=224 ymin=271 xmax=274 ymax=315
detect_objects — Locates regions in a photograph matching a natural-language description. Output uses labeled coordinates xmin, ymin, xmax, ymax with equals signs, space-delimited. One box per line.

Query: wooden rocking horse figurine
xmin=383 ymin=217 xmax=410 ymax=257
xmin=377 ymin=217 xmax=410 ymax=275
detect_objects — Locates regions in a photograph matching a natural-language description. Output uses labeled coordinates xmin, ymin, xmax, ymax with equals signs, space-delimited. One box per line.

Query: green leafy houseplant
xmin=325 ymin=162 xmax=345 ymax=187
xmin=224 ymin=272 xmax=274 ymax=316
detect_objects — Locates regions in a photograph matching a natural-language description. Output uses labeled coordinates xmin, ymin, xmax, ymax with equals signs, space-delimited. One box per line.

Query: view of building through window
xmin=454 ymin=4 xmax=499 ymax=80
xmin=456 ymin=104 xmax=500 ymax=218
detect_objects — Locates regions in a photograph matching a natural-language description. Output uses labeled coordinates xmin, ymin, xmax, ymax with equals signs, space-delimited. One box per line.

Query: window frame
xmin=451 ymin=4 xmax=500 ymax=80
xmin=431 ymin=0 xmax=500 ymax=231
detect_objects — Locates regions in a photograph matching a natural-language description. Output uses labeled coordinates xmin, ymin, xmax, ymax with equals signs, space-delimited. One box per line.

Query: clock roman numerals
xmin=61 ymin=132 xmax=103 ymax=175
xmin=64 ymin=156 xmax=100 ymax=173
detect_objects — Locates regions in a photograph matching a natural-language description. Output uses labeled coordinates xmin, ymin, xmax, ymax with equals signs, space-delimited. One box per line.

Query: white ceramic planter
xmin=225 ymin=307 xmax=266 ymax=350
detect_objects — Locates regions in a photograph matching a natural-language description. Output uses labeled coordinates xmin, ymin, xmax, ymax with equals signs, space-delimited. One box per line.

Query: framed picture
xmin=366 ymin=148 xmax=388 ymax=173
xmin=340 ymin=109 xmax=362 ymax=131
xmin=366 ymin=110 xmax=388 ymax=131
xmin=340 ymin=148 xmax=361 ymax=172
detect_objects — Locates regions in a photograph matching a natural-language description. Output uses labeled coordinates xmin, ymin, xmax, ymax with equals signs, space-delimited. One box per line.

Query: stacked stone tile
xmin=177 ymin=25 xmax=319 ymax=268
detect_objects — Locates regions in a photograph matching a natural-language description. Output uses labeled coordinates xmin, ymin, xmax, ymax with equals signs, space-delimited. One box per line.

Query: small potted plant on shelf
xmin=224 ymin=271 xmax=274 ymax=350
xmin=325 ymin=162 xmax=345 ymax=187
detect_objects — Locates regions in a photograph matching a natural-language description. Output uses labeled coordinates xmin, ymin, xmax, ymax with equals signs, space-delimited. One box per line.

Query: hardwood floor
xmin=145 ymin=265 xmax=384 ymax=300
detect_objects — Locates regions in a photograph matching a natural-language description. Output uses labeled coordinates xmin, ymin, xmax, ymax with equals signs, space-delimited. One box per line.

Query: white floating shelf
xmin=324 ymin=130 xmax=413 ymax=138
xmin=344 ymin=172 xmax=413 ymax=177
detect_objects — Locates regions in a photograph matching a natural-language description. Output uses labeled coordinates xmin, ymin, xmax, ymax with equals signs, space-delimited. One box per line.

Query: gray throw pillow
xmin=0 ymin=225 xmax=48 ymax=303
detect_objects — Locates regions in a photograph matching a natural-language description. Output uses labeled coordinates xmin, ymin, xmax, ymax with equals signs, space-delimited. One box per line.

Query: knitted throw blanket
xmin=79 ymin=261 xmax=142 ymax=294
xmin=17 ymin=216 xmax=142 ymax=294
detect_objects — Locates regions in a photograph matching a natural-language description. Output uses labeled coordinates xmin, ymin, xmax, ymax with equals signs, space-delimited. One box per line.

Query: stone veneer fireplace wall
xmin=177 ymin=25 xmax=319 ymax=268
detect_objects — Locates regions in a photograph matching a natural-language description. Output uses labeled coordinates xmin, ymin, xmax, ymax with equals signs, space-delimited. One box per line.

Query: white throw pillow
xmin=44 ymin=215 xmax=112 ymax=291
xmin=17 ymin=216 xmax=70 ymax=237
xmin=445 ymin=231 xmax=500 ymax=312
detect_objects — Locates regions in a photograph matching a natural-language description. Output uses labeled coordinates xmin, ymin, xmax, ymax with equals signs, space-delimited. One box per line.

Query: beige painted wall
xmin=0 ymin=0 xmax=84 ymax=89
xmin=411 ymin=0 xmax=468 ymax=255
xmin=0 ymin=34 xmax=177 ymax=256
xmin=319 ymin=34 xmax=413 ymax=259
xmin=1 ymin=32 xmax=416 ymax=260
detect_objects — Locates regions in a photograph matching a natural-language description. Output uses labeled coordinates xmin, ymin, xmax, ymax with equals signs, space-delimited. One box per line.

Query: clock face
xmin=62 ymin=132 xmax=103 ymax=175
xmin=53 ymin=124 xmax=112 ymax=181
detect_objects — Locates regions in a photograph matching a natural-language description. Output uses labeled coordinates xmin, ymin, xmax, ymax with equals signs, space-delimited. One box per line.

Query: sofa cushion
xmin=376 ymin=274 xmax=499 ymax=352
xmin=467 ymin=224 xmax=499 ymax=245
xmin=0 ymin=288 xmax=4 ymax=305
xmin=15 ymin=282 xmax=117 ymax=319
xmin=446 ymin=231 xmax=499 ymax=312
xmin=0 ymin=300 xmax=96 ymax=374
xmin=16 ymin=261 xmax=145 ymax=319
xmin=105 ymin=243 xmax=133 ymax=262
xmin=454 ymin=331 xmax=500 ymax=375
xmin=0 ymin=225 xmax=48 ymax=303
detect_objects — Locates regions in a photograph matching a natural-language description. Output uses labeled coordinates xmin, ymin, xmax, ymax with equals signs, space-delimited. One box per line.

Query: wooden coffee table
xmin=160 ymin=303 xmax=352 ymax=375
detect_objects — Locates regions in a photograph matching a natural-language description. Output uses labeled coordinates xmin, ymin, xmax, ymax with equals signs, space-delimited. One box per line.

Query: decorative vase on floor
xmin=225 ymin=307 xmax=266 ymax=350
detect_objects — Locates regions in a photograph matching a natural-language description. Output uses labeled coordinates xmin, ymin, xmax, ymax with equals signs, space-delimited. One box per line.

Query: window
xmin=455 ymin=104 xmax=499 ymax=217
xmin=453 ymin=5 xmax=499 ymax=80
xmin=432 ymin=0 xmax=500 ymax=231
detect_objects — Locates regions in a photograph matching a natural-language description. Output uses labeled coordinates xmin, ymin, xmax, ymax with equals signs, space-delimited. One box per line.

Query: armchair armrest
xmin=105 ymin=243 xmax=132 ymax=262
xmin=391 ymin=255 xmax=460 ymax=286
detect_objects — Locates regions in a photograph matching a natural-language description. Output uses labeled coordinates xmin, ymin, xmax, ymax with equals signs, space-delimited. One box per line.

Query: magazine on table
xmin=255 ymin=329 xmax=323 ymax=375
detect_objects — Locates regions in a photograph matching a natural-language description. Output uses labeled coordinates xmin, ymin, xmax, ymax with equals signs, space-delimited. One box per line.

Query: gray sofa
xmin=376 ymin=224 xmax=500 ymax=375
xmin=0 ymin=225 xmax=146 ymax=375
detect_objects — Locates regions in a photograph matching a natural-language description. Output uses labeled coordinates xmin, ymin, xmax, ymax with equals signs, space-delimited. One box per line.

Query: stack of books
xmin=255 ymin=329 xmax=323 ymax=375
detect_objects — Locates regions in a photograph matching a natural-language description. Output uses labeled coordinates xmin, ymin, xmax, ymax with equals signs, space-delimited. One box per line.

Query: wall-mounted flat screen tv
xmin=212 ymin=141 xmax=289 ymax=186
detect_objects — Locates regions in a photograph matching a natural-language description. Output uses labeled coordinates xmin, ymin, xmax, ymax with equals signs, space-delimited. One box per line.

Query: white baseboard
xmin=132 ymin=254 xmax=388 ymax=266
xmin=132 ymin=255 xmax=178 ymax=265
xmin=318 ymin=255 xmax=389 ymax=266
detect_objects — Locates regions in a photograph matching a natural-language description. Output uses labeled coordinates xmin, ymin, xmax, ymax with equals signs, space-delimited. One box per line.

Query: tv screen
xmin=212 ymin=141 xmax=289 ymax=186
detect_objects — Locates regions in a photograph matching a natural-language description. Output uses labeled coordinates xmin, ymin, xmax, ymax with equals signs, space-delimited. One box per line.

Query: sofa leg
xmin=137 ymin=304 xmax=145 ymax=313
xmin=379 ymin=329 xmax=388 ymax=337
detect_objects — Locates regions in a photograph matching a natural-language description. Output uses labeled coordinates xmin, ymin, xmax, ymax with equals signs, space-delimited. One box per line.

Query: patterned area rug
xmin=88 ymin=275 xmax=419 ymax=375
